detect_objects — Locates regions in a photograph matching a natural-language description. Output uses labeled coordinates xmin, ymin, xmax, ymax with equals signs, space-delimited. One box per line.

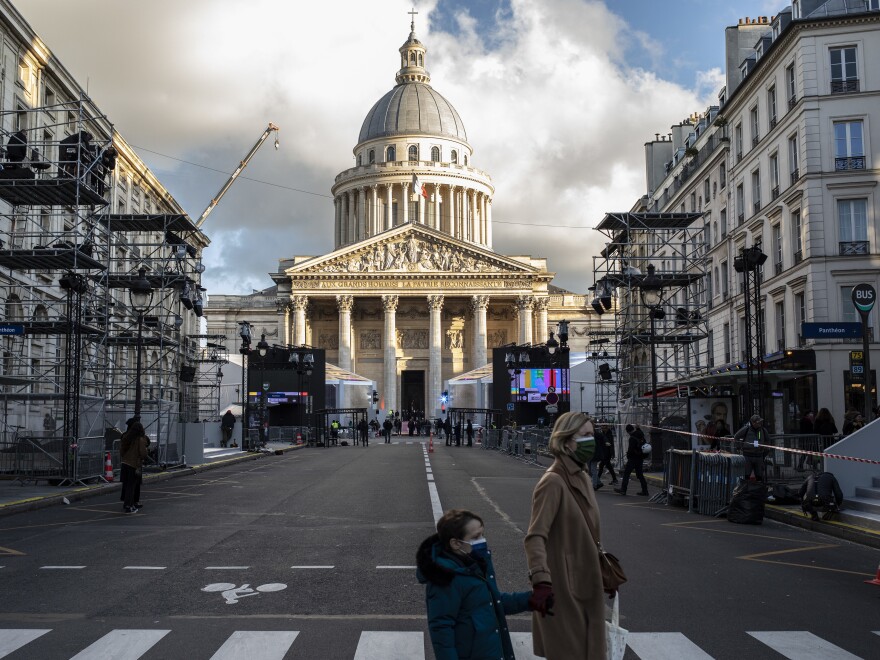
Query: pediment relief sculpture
xmin=303 ymin=235 xmax=524 ymax=274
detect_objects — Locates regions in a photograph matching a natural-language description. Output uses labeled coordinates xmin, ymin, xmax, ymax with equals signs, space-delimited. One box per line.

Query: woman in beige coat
xmin=524 ymin=412 xmax=608 ymax=659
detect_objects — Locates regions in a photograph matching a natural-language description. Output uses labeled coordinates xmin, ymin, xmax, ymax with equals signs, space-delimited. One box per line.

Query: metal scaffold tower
xmin=183 ymin=334 xmax=229 ymax=422
xmin=591 ymin=211 xmax=709 ymax=448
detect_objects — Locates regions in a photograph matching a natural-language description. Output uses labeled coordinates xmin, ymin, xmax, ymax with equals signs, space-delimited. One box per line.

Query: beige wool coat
xmin=524 ymin=454 xmax=607 ymax=659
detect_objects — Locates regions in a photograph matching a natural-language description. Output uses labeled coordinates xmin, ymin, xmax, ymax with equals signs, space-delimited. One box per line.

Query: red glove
xmin=528 ymin=582 xmax=555 ymax=617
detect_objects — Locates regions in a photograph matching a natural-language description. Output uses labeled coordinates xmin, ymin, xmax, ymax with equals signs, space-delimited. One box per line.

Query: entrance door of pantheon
xmin=401 ymin=370 xmax=425 ymax=416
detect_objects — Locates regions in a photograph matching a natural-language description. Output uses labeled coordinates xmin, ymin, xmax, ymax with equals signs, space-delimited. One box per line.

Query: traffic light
xmin=441 ymin=390 xmax=449 ymax=404
xmin=371 ymin=390 xmax=379 ymax=404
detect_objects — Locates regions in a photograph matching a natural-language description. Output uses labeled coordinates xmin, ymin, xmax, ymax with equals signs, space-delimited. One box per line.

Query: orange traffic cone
xmin=296 ymin=432 xmax=302 ymax=445
xmin=866 ymin=562 xmax=880 ymax=586
xmin=104 ymin=452 xmax=114 ymax=482
xmin=429 ymin=432 xmax=434 ymax=453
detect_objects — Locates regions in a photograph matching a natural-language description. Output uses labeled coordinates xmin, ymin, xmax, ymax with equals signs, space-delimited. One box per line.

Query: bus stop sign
xmin=852 ymin=283 xmax=876 ymax=316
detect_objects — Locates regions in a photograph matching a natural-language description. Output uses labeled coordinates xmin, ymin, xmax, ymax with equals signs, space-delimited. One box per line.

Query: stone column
xmin=516 ymin=295 xmax=534 ymax=344
xmin=402 ymin=183 xmax=409 ymax=225
xmin=480 ymin=194 xmax=487 ymax=244
xmin=371 ymin=185 xmax=379 ymax=236
xmin=418 ymin=187 xmax=426 ymax=225
xmin=534 ymin=297 xmax=549 ymax=344
xmin=334 ymin=197 xmax=340 ymax=247
xmin=336 ymin=295 xmax=354 ymax=408
xmin=449 ymin=185 xmax=457 ymax=239
xmin=470 ymin=191 xmax=478 ymax=243
xmin=280 ymin=301 xmax=292 ymax=345
xmin=487 ymin=198 xmax=493 ymax=248
xmin=291 ymin=295 xmax=308 ymax=346
xmin=471 ymin=295 xmax=489 ymax=368
xmin=347 ymin=191 xmax=355 ymax=245
xmin=433 ymin=184 xmax=442 ymax=231
xmin=382 ymin=295 xmax=399 ymax=413
xmin=385 ymin=183 xmax=394 ymax=230
xmin=428 ymin=295 xmax=444 ymax=418
xmin=358 ymin=187 xmax=367 ymax=240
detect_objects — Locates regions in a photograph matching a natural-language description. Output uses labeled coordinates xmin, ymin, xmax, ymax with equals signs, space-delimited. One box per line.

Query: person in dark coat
xmin=466 ymin=420 xmax=474 ymax=447
xmin=357 ymin=418 xmax=369 ymax=447
xmin=796 ymin=410 xmax=815 ymax=471
xmin=593 ymin=425 xmax=617 ymax=489
xmin=614 ymin=424 xmax=649 ymax=496
xmin=799 ymin=471 xmax=844 ymax=521
xmin=444 ymin=417 xmax=453 ymax=446
xmin=120 ymin=421 xmax=149 ymax=514
xmin=220 ymin=410 xmax=235 ymax=448
xmin=734 ymin=414 xmax=772 ymax=482
xmin=417 ymin=509 xmax=532 ymax=660
xmin=382 ymin=418 xmax=393 ymax=443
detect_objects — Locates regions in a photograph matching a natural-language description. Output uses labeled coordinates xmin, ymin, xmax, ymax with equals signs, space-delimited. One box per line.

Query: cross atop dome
xmin=397 ymin=8 xmax=429 ymax=84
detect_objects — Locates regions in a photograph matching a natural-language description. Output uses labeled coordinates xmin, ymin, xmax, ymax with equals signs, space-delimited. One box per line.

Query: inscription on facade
xmin=292 ymin=278 xmax=532 ymax=290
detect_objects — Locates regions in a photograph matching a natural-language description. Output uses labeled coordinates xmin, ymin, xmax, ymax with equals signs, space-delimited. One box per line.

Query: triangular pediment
xmin=287 ymin=223 xmax=540 ymax=276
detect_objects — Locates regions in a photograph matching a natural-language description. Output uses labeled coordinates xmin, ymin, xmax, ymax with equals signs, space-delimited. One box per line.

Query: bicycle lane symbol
xmin=201 ymin=582 xmax=287 ymax=605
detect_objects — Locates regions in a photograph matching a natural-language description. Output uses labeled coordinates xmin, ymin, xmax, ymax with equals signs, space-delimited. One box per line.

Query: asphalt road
xmin=0 ymin=438 xmax=877 ymax=659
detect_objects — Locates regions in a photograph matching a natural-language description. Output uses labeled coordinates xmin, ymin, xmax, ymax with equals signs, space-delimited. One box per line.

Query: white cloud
xmin=16 ymin=0 xmax=713 ymax=294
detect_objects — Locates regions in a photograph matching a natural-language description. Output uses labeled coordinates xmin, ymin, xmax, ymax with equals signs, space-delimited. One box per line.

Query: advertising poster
xmin=687 ymin=397 xmax=736 ymax=449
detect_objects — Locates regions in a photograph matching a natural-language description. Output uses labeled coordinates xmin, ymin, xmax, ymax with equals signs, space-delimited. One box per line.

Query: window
xmin=451 ymin=149 xmax=458 ymax=164
xmin=772 ymin=224 xmax=783 ymax=275
xmin=735 ymin=123 xmax=743 ymax=161
xmin=752 ymin=169 xmax=761 ymax=213
xmin=368 ymin=149 xmax=375 ymax=164
xmin=690 ymin=192 xmax=696 ymax=212
xmin=770 ymin=154 xmax=779 ymax=199
xmin=750 ymin=106 xmax=760 ymax=146
xmin=708 ymin=329 xmax=715 ymax=366
xmin=736 ymin=185 xmax=745 ymax=224
xmin=776 ymin=300 xmax=786 ymax=351
xmin=795 ymin=292 xmax=806 ymax=346
xmin=464 ymin=154 xmax=468 ymax=166
xmin=723 ymin=323 xmax=731 ymax=362
xmin=430 ymin=146 xmax=440 ymax=162
xmin=792 ymin=210 xmax=804 ymax=263
xmin=793 ymin=0 xmax=802 ymax=18
xmin=707 ymin=271 xmax=714 ymax=309
xmin=356 ymin=154 xmax=362 ymax=166
xmin=704 ymin=178 xmax=711 ymax=202
xmin=837 ymin=198 xmax=868 ymax=255
xmin=386 ymin=146 xmax=396 ymax=161
xmin=705 ymin=222 xmax=711 ymax=248
xmin=786 ymin=64 xmax=796 ymax=107
xmin=833 ymin=120 xmax=865 ymax=170
xmin=720 ymin=208 xmax=727 ymax=238
xmin=830 ymin=47 xmax=858 ymax=93
xmin=719 ymin=162 xmax=726 ymax=188
xmin=14 ymin=104 xmax=27 ymax=132
xmin=768 ymin=86 xmax=777 ymax=128
xmin=788 ymin=134 xmax=800 ymax=184
xmin=721 ymin=261 xmax=729 ymax=298
xmin=408 ymin=145 xmax=418 ymax=162
xmin=45 ymin=88 xmax=56 ymax=116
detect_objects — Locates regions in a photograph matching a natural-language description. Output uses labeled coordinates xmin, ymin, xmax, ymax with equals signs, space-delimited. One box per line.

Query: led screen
xmin=510 ymin=368 xmax=569 ymax=396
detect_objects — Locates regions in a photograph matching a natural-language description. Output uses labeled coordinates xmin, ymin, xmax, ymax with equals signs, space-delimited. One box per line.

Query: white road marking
xmin=210 ymin=631 xmax=299 ymax=660
xmin=205 ymin=566 xmax=250 ymax=570
xmin=626 ymin=632 xmax=713 ymax=659
xmin=290 ymin=565 xmax=334 ymax=569
xmin=353 ymin=631 xmax=424 ymax=660
xmin=123 ymin=566 xmax=166 ymax=570
xmin=376 ymin=565 xmax=417 ymax=569
xmin=510 ymin=632 xmax=542 ymax=660
xmin=69 ymin=629 xmax=170 ymax=660
xmin=0 ymin=629 xmax=51 ymax=658
xmin=428 ymin=481 xmax=443 ymax=524
xmin=39 ymin=565 xmax=85 ymax=570
xmin=747 ymin=631 xmax=862 ymax=659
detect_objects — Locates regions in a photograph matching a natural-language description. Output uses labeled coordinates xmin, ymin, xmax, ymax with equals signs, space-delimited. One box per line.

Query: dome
xmin=358 ymin=83 xmax=468 ymax=144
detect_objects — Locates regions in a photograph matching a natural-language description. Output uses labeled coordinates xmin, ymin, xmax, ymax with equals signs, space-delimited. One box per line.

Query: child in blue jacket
xmin=416 ymin=509 xmax=536 ymax=660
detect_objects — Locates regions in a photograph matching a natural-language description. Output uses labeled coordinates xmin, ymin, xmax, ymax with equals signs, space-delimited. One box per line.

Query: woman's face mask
xmin=571 ymin=435 xmax=595 ymax=463
xmin=462 ymin=536 xmax=489 ymax=560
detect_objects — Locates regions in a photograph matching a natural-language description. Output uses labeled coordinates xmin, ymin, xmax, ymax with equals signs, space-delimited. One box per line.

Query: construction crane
xmin=195 ymin=122 xmax=280 ymax=228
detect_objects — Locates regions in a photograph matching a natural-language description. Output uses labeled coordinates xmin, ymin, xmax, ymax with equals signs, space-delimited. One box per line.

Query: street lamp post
xmin=128 ymin=268 xmax=154 ymax=419
xmin=289 ymin=350 xmax=315 ymax=429
xmin=238 ymin=321 xmax=252 ymax=449
xmin=639 ymin=264 xmax=664 ymax=468
xmin=256 ymin=333 xmax=269 ymax=449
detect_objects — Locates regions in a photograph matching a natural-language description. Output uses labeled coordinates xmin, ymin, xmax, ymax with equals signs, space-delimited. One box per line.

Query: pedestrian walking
xmin=466 ymin=419 xmax=474 ymax=447
xmin=220 ymin=409 xmax=235 ymax=448
xmin=43 ymin=411 xmax=56 ymax=438
xmin=383 ymin=417 xmax=393 ymax=443
xmin=417 ymin=509 xmax=532 ymax=660
xmin=444 ymin=417 xmax=452 ymax=446
xmin=593 ymin=424 xmax=617 ymax=489
xmin=409 ymin=416 xmax=416 ymax=437
xmin=614 ymin=424 xmax=649 ymax=496
xmin=358 ymin=417 xmax=369 ymax=447
xmin=524 ymin=411 xmax=610 ymax=659
xmin=733 ymin=414 xmax=772 ymax=482
xmin=394 ymin=416 xmax=402 ymax=436
xmin=120 ymin=420 xmax=149 ymax=514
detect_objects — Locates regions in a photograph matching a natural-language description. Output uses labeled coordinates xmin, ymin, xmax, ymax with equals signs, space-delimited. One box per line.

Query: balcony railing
xmin=835 ymin=156 xmax=866 ymax=170
xmin=736 ymin=151 xmax=743 ymax=163
xmin=830 ymin=79 xmax=859 ymax=94
xmin=839 ymin=240 xmax=869 ymax=256
xmin=737 ymin=212 xmax=745 ymax=225
xmin=794 ymin=249 xmax=803 ymax=264
xmin=788 ymin=95 xmax=797 ymax=109
xmin=769 ymin=116 xmax=778 ymax=129
xmin=752 ymin=135 xmax=759 ymax=147
xmin=774 ymin=261 xmax=783 ymax=276
xmin=754 ymin=200 xmax=761 ymax=214
xmin=790 ymin=168 xmax=800 ymax=185
xmin=771 ymin=185 xmax=780 ymax=200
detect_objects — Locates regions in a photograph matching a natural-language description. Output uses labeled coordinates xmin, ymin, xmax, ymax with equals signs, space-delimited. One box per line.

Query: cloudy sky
xmin=16 ymin=0 xmax=782 ymax=295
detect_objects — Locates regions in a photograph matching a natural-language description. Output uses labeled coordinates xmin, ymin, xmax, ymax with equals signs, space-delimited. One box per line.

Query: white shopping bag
xmin=606 ymin=593 xmax=628 ymax=660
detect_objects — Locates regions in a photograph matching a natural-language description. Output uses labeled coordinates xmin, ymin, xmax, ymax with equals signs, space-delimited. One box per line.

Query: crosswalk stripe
xmin=69 ymin=629 xmax=170 ymax=660
xmin=0 ymin=629 xmax=51 ymax=658
xmin=510 ymin=632 xmax=542 ymax=659
xmin=747 ymin=631 xmax=862 ymax=659
xmin=209 ymin=631 xmax=299 ymax=660
xmin=353 ymin=631 xmax=424 ymax=660
xmin=626 ymin=632 xmax=713 ymax=659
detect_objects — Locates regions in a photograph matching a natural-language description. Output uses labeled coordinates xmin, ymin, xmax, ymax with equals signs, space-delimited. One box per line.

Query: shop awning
xmin=678 ymin=368 xmax=820 ymax=386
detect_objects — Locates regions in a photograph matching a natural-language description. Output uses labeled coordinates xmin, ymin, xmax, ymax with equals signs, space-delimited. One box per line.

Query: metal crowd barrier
xmin=664 ymin=449 xmax=750 ymax=515
xmin=13 ymin=435 xmax=66 ymax=485
xmin=480 ymin=427 xmax=550 ymax=466
xmin=72 ymin=436 xmax=106 ymax=484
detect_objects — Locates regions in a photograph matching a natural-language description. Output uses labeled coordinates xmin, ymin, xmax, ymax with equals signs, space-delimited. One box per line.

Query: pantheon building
xmin=207 ymin=20 xmax=598 ymax=416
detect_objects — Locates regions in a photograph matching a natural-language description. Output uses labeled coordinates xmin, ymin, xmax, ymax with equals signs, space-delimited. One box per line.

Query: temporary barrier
xmin=665 ymin=449 xmax=748 ymax=516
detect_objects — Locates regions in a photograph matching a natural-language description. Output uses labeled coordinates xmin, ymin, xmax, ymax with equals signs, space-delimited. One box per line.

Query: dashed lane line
xmin=39 ymin=566 xmax=85 ymax=570
xmin=123 ymin=566 xmax=166 ymax=570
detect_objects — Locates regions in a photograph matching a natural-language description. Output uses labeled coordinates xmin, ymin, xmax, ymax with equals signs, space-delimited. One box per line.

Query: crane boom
xmin=195 ymin=122 xmax=280 ymax=228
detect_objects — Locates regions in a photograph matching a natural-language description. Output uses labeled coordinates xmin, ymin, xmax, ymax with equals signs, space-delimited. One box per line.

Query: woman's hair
xmin=124 ymin=421 xmax=145 ymax=439
xmin=815 ymin=408 xmax=832 ymax=423
xmin=436 ymin=509 xmax=482 ymax=549
xmin=548 ymin=411 xmax=587 ymax=456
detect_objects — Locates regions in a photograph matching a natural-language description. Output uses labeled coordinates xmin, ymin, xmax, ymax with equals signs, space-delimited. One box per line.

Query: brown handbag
xmin=550 ymin=463 xmax=628 ymax=592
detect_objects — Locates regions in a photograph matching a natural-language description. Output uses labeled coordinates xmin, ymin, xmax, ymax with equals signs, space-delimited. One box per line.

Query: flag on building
xmin=412 ymin=174 xmax=429 ymax=199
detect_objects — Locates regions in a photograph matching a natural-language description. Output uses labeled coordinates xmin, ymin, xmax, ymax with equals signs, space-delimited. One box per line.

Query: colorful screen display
xmin=510 ymin=368 xmax=569 ymax=397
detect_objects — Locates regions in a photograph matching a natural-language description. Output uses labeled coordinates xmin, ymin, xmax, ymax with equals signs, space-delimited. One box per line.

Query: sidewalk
xmin=0 ymin=441 xmax=304 ymax=518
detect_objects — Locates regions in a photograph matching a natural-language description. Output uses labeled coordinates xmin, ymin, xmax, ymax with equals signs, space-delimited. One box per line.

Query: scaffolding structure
xmin=585 ymin=334 xmax=617 ymax=422
xmin=184 ymin=334 xmax=229 ymax=422
xmin=0 ymin=97 xmax=208 ymax=479
xmin=591 ymin=212 xmax=709 ymax=433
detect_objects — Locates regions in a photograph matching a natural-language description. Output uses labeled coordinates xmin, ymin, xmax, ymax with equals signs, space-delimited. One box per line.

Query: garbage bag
xmin=727 ymin=478 xmax=766 ymax=524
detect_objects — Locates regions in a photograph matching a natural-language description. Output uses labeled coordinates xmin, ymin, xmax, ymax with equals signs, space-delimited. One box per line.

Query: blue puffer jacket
xmin=416 ymin=534 xmax=531 ymax=660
